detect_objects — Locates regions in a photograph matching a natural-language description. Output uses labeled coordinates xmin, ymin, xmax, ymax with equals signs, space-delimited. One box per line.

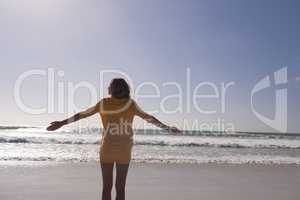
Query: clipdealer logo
xmin=251 ymin=67 xmax=288 ymax=132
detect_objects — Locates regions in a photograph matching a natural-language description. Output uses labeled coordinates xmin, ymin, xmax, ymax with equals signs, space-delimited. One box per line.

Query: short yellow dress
xmin=97 ymin=97 xmax=147 ymax=164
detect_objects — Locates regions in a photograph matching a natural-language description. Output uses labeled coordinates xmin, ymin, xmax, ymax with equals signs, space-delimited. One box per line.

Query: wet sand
xmin=0 ymin=162 xmax=299 ymax=200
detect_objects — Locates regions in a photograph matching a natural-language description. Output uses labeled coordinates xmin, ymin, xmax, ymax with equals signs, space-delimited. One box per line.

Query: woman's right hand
xmin=46 ymin=121 xmax=64 ymax=131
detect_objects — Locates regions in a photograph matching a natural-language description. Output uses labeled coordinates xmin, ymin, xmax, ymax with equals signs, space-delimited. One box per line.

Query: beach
xmin=1 ymin=128 xmax=300 ymax=199
xmin=1 ymin=162 xmax=299 ymax=200
xmin=2 ymin=0 xmax=300 ymax=199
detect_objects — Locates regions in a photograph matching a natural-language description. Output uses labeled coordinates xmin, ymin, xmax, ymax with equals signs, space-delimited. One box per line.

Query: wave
xmin=134 ymin=141 xmax=300 ymax=149
xmin=1 ymin=156 xmax=300 ymax=165
xmin=2 ymin=126 xmax=300 ymax=138
xmin=0 ymin=126 xmax=38 ymax=130
xmin=1 ymin=136 xmax=300 ymax=149
xmin=0 ymin=137 xmax=99 ymax=145
xmin=135 ymin=130 xmax=300 ymax=139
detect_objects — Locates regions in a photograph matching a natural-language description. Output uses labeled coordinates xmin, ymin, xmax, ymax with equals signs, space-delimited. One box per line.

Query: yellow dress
xmin=97 ymin=97 xmax=147 ymax=164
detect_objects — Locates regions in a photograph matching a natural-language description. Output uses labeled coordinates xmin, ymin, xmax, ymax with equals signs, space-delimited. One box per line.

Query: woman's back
xmin=99 ymin=97 xmax=137 ymax=164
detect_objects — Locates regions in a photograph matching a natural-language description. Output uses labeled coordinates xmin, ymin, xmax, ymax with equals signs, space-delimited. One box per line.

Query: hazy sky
xmin=1 ymin=0 xmax=300 ymax=133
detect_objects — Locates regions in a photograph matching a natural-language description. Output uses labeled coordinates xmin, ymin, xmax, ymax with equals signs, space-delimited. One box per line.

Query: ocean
xmin=1 ymin=126 xmax=300 ymax=165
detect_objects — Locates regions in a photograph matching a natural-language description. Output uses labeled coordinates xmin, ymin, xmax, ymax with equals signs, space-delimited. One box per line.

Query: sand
xmin=0 ymin=162 xmax=299 ymax=200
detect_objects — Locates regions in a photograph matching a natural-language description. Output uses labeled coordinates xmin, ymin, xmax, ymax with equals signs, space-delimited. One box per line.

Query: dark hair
xmin=109 ymin=78 xmax=130 ymax=99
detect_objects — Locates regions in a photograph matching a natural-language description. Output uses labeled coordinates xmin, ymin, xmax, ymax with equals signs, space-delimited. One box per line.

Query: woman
xmin=47 ymin=78 xmax=180 ymax=200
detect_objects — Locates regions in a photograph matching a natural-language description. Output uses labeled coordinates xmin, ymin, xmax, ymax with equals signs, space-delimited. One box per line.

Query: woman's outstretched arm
xmin=144 ymin=114 xmax=181 ymax=133
xmin=134 ymin=101 xmax=181 ymax=134
xmin=46 ymin=103 xmax=99 ymax=131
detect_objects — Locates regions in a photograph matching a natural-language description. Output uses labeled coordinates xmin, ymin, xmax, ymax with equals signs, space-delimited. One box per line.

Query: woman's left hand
xmin=168 ymin=126 xmax=182 ymax=135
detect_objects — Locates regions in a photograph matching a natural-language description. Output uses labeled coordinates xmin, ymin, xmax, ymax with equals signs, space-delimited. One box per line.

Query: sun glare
xmin=4 ymin=0 xmax=66 ymax=17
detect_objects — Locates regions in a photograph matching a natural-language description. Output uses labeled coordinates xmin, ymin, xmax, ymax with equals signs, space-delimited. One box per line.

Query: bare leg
xmin=101 ymin=163 xmax=114 ymax=200
xmin=115 ymin=163 xmax=130 ymax=200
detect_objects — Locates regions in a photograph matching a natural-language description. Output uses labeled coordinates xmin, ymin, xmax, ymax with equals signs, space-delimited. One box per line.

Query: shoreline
xmin=1 ymin=160 xmax=300 ymax=167
xmin=1 ymin=162 xmax=300 ymax=200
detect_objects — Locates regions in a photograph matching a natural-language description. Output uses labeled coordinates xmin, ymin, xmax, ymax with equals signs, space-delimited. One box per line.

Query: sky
xmin=0 ymin=0 xmax=300 ymax=133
